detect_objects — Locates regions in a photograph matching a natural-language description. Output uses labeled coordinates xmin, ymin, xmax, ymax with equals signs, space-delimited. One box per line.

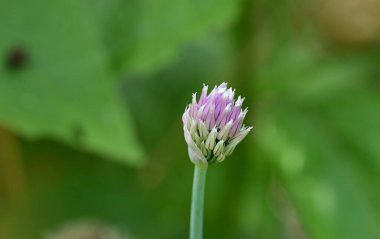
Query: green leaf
xmin=322 ymin=88 xmax=380 ymax=170
xmin=0 ymin=0 xmax=143 ymax=165
xmin=253 ymin=41 xmax=380 ymax=239
xmin=258 ymin=108 xmax=380 ymax=239
xmin=92 ymin=0 xmax=242 ymax=74
xmin=254 ymin=43 xmax=370 ymax=104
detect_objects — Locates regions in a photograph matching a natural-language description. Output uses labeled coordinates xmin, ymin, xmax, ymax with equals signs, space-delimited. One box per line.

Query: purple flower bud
xmin=183 ymin=83 xmax=252 ymax=165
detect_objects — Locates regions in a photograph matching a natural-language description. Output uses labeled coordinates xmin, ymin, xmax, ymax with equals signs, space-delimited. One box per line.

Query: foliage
xmin=1 ymin=0 xmax=380 ymax=238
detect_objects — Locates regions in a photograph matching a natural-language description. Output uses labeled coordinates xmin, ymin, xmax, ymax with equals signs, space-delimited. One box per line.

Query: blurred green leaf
xmin=92 ymin=0 xmax=242 ymax=74
xmin=258 ymin=107 xmax=380 ymax=239
xmin=235 ymin=152 xmax=286 ymax=239
xmin=0 ymin=0 xmax=143 ymax=164
xmin=254 ymin=42 xmax=372 ymax=104
xmin=0 ymin=139 xmax=193 ymax=239
xmin=254 ymin=42 xmax=380 ymax=239
xmin=322 ymin=88 xmax=380 ymax=170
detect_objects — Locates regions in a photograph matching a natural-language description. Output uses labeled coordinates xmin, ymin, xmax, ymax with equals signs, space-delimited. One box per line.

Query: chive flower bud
xmin=182 ymin=83 xmax=252 ymax=165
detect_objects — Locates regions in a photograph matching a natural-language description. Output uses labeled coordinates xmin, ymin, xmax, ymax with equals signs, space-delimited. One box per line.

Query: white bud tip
xmin=236 ymin=96 xmax=245 ymax=106
xmin=192 ymin=93 xmax=197 ymax=103
xmin=202 ymin=84 xmax=208 ymax=92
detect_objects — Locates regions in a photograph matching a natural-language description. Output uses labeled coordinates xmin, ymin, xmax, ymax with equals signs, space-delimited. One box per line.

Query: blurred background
xmin=1 ymin=0 xmax=380 ymax=238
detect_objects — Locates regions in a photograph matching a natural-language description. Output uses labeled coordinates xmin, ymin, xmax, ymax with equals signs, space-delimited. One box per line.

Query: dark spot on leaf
xmin=6 ymin=46 xmax=29 ymax=70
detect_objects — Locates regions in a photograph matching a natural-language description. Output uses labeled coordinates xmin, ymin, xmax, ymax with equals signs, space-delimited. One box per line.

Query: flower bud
xmin=182 ymin=83 xmax=252 ymax=165
xmin=213 ymin=140 xmax=225 ymax=156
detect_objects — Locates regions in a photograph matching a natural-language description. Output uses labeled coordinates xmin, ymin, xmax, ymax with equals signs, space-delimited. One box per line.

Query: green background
xmin=1 ymin=0 xmax=380 ymax=238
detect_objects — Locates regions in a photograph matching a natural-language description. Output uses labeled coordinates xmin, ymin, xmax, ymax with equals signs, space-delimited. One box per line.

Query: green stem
xmin=190 ymin=164 xmax=208 ymax=239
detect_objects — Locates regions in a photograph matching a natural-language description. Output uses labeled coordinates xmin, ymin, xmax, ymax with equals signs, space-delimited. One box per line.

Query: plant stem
xmin=190 ymin=164 xmax=208 ymax=239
